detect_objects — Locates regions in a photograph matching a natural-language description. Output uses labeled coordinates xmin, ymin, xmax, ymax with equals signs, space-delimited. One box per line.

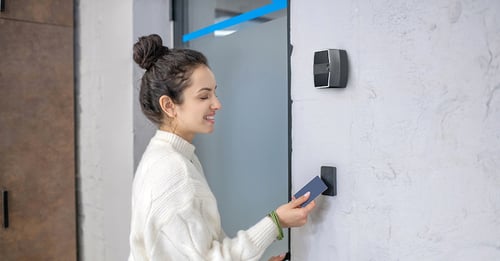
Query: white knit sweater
xmin=129 ymin=130 xmax=278 ymax=261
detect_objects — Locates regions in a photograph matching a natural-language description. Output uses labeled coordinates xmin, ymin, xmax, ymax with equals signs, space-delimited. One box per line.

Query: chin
xmin=199 ymin=127 xmax=215 ymax=134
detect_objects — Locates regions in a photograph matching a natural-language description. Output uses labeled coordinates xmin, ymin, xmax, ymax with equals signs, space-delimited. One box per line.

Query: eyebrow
xmin=197 ymin=85 xmax=217 ymax=93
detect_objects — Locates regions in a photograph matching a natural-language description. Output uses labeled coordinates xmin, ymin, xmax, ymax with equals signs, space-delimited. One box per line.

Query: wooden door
xmin=0 ymin=0 xmax=72 ymax=26
xmin=0 ymin=1 xmax=76 ymax=260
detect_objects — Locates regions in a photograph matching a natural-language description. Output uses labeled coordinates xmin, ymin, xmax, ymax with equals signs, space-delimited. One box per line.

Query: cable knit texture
xmin=129 ymin=130 xmax=277 ymax=261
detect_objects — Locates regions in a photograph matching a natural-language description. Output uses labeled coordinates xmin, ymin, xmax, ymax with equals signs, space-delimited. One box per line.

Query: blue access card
xmin=294 ymin=176 xmax=328 ymax=207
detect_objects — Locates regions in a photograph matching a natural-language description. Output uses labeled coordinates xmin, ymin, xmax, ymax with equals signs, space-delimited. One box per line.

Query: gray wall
xmin=76 ymin=0 xmax=170 ymax=260
xmin=290 ymin=0 xmax=500 ymax=260
xmin=133 ymin=0 xmax=171 ymax=169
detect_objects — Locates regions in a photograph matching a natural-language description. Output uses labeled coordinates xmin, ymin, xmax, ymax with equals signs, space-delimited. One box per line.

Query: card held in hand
xmin=293 ymin=176 xmax=328 ymax=207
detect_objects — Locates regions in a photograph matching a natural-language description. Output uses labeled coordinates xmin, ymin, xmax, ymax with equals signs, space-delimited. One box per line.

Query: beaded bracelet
xmin=268 ymin=210 xmax=284 ymax=240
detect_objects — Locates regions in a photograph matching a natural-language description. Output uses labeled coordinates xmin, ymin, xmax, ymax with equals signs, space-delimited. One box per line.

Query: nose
xmin=211 ymin=96 xmax=222 ymax=110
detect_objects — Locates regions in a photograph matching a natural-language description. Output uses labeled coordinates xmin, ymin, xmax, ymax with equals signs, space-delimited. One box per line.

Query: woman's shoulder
xmin=140 ymin=139 xmax=188 ymax=168
xmin=135 ymin=143 xmax=193 ymax=198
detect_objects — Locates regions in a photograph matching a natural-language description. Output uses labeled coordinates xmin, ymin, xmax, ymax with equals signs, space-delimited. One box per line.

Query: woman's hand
xmin=268 ymin=253 xmax=286 ymax=261
xmin=275 ymin=192 xmax=316 ymax=228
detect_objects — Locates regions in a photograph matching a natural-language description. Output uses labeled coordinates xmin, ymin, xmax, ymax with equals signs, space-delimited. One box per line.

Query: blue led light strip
xmin=182 ymin=0 xmax=287 ymax=42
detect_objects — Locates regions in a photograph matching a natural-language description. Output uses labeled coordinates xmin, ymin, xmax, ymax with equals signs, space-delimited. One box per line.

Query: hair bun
xmin=133 ymin=34 xmax=169 ymax=70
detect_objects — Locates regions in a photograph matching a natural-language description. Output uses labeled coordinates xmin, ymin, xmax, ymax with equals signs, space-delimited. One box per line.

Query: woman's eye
xmin=200 ymin=96 xmax=209 ymax=100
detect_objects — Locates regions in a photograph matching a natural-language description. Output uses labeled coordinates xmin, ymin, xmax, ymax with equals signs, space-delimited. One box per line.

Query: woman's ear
xmin=159 ymin=95 xmax=176 ymax=118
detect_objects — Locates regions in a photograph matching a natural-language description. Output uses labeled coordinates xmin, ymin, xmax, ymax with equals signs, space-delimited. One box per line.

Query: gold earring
xmin=171 ymin=116 xmax=178 ymax=135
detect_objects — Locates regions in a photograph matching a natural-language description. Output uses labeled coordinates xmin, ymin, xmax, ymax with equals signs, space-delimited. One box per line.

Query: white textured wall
xmin=76 ymin=0 xmax=134 ymax=260
xmin=77 ymin=0 xmax=171 ymax=260
xmin=290 ymin=0 xmax=500 ymax=260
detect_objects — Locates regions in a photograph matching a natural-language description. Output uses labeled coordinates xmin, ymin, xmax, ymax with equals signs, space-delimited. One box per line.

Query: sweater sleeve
xmin=152 ymin=200 xmax=277 ymax=261
xmin=150 ymin=189 xmax=278 ymax=261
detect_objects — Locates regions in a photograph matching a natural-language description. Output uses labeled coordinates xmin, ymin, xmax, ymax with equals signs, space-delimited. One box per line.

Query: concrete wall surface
xmin=290 ymin=0 xmax=500 ymax=260
xmin=76 ymin=0 xmax=134 ymax=260
xmin=76 ymin=0 xmax=169 ymax=260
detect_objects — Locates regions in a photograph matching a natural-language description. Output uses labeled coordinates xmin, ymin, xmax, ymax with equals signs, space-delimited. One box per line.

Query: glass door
xmin=175 ymin=0 xmax=289 ymax=259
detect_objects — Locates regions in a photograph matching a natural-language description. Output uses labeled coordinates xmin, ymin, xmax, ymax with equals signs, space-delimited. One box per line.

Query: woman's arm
xmin=152 ymin=197 xmax=277 ymax=261
xmin=149 ymin=192 xmax=315 ymax=260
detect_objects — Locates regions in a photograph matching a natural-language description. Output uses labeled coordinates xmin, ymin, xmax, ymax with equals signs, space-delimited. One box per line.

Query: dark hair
xmin=133 ymin=34 xmax=208 ymax=125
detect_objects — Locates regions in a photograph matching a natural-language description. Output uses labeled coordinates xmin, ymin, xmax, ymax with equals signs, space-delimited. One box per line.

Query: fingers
xmin=268 ymin=253 xmax=286 ymax=261
xmin=276 ymin=192 xmax=316 ymax=229
xmin=303 ymin=200 xmax=316 ymax=213
xmin=290 ymin=191 xmax=310 ymax=208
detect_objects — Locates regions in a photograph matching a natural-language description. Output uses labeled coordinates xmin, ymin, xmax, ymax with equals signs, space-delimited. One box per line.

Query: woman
xmin=129 ymin=34 xmax=316 ymax=261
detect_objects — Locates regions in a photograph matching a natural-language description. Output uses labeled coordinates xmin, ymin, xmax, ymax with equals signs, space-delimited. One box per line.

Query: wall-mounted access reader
xmin=320 ymin=166 xmax=337 ymax=196
xmin=314 ymin=49 xmax=348 ymax=88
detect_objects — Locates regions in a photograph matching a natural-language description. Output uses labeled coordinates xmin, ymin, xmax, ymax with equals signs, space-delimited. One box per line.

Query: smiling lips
xmin=205 ymin=114 xmax=215 ymax=123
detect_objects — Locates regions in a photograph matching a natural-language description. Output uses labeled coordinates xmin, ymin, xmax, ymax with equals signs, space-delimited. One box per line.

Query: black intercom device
xmin=313 ymin=49 xmax=348 ymax=88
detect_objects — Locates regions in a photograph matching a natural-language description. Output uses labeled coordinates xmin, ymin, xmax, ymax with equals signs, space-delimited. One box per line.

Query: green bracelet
xmin=268 ymin=210 xmax=284 ymax=240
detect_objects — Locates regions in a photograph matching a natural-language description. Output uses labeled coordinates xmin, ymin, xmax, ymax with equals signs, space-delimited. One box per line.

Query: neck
xmin=159 ymin=126 xmax=194 ymax=143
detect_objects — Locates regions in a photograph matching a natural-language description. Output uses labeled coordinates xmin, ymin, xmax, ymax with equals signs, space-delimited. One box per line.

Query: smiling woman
xmin=128 ymin=34 xmax=316 ymax=261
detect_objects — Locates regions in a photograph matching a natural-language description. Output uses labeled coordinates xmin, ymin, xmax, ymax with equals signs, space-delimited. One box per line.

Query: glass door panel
xmin=181 ymin=1 xmax=289 ymax=258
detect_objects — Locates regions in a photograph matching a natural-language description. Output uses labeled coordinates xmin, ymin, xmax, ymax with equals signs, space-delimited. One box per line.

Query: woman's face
xmin=172 ymin=65 xmax=221 ymax=142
